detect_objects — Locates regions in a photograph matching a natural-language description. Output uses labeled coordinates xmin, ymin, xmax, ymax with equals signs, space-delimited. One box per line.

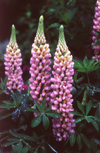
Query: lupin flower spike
xmin=92 ymin=0 xmax=100 ymax=61
xmin=29 ymin=16 xmax=51 ymax=106
xmin=4 ymin=25 xmax=23 ymax=92
xmin=51 ymin=25 xmax=75 ymax=141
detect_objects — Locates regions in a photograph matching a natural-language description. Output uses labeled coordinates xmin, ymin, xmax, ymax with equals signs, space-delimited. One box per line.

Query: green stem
xmin=87 ymin=73 xmax=90 ymax=84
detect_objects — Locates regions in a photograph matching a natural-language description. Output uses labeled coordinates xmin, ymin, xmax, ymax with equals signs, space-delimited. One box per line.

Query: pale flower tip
xmin=12 ymin=24 xmax=15 ymax=29
xmin=10 ymin=24 xmax=16 ymax=45
xmin=60 ymin=25 xmax=64 ymax=30
xmin=39 ymin=15 xmax=44 ymax=22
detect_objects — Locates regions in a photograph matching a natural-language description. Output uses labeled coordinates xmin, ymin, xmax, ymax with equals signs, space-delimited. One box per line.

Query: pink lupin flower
xmin=51 ymin=25 xmax=75 ymax=141
xmin=29 ymin=15 xmax=51 ymax=104
xmin=4 ymin=25 xmax=23 ymax=92
xmin=92 ymin=0 xmax=100 ymax=61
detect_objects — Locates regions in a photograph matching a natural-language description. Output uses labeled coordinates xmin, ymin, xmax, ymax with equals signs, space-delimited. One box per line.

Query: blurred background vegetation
xmin=0 ymin=0 xmax=97 ymax=77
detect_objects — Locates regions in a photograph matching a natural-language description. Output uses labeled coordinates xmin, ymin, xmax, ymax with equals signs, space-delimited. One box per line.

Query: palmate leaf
xmin=47 ymin=23 xmax=60 ymax=30
xmin=87 ymin=60 xmax=100 ymax=72
xmin=0 ymin=100 xmax=16 ymax=109
xmin=0 ymin=111 xmax=12 ymax=120
xmin=74 ymin=60 xmax=86 ymax=73
xmin=12 ymin=141 xmax=23 ymax=153
xmin=3 ymin=140 xmax=19 ymax=147
xmin=73 ymin=57 xmax=100 ymax=73
xmin=41 ymin=98 xmax=46 ymax=111
xmin=70 ymin=133 xmax=76 ymax=147
xmin=31 ymin=115 xmax=41 ymax=128
xmin=77 ymin=134 xmax=83 ymax=150
xmin=26 ymin=108 xmax=40 ymax=114
xmin=86 ymin=100 xmax=92 ymax=115
xmin=43 ymin=114 xmax=49 ymax=130
xmin=22 ymin=146 xmax=29 ymax=153
xmin=34 ymin=100 xmax=41 ymax=112
xmin=3 ymin=100 xmax=15 ymax=106
xmin=67 ymin=8 xmax=78 ymax=23
xmin=83 ymin=56 xmax=89 ymax=68
xmin=87 ymin=58 xmax=96 ymax=70
xmin=12 ymin=141 xmax=29 ymax=153
xmin=91 ymin=119 xmax=99 ymax=132
xmin=80 ymin=133 xmax=91 ymax=148
xmin=45 ymin=111 xmax=62 ymax=118
xmin=9 ymin=131 xmax=37 ymax=142
xmin=95 ymin=103 xmax=100 ymax=120
xmin=0 ymin=77 xmax=8 ymax=91
xmin=77 ymin=101 xmax=85 ymax=115
xmin=69 ymin=111 xmax=83 ymax=116
xmin=73 ymin=117 xmax=85 ymax=124
xmin=85 ymin=116 xmax=92 ymax=123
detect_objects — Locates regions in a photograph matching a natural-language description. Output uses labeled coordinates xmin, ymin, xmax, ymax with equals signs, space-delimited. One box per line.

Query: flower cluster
xmin=3 ymin=17 xmax=75 ymax=141
xmin=51 ymin=25 xmax=75 ymax=141
xmin=92 ymin=0 xmax=100 ymax=61
xmin=4 ymin=25 xmax=23 ymax=92
xmin=29 ymin=16 xmax=51 ymax=104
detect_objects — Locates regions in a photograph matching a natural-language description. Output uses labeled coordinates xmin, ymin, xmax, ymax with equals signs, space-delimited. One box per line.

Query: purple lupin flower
xmin=51 ymin=25 xmax=75 ymax=141
xmin=4 ymin=25 xmax=23 ymax=92
xmin=29 ymin=15 xmax=51 ymax=104
xmin=92 ymin=0 xmax=100 ymax=61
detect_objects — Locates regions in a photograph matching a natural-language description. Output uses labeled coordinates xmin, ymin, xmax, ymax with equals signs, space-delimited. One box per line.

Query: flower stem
xmin=87 ymin=73 xmax=90 ymax=84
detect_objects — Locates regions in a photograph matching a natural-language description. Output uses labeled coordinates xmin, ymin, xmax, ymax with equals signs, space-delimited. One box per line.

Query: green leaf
xmin=73 ymin=117 xmax=85 ymax=124
xmin=77 ymin=76 xmax=84 ymax=84
xmin=13 ymin=141 xmax=23 ymax=153
xmin=22 ymin=146 xmax=29 ymax=153
xmin=94 ymin=139 xmax=100 ymax=145
xmin=83 ymin=56 xmax=88 ymax=69
xmin=4 ymin=76 xmax=8 ymax=85
xmin=87 ymin=59 xmax=95 ymax=72
xmin=96 ymin=150 xmax=100 ymax=153
xmin=85 ymin=116 xmax=92 ymax=123
xmin=47 ymin=23 xmax=60 ymax=30
xmin=3 ymin=100 xmax=15 ymax=106
xmin=69 ymin=111 xmax=83 ymax=116
xmin=3 ymin=141 xmax=18 ymax=147
xmin=26 ymin=108 xmax=40 ymax=114
xmin=86 ymin=100 xmax=92 ymax=115
xmin=0 ymin=112 xmax=12 ymax=120
xmin=77 ymin=101 xmax=85 ymax=115
xmin=91 ymin=119 xmax=99 ymax=132
xmin=73 ymin=58 xmax=86 ymax=73
xmin=45 ymin=111 xmax=62 ymax=118
xmin=43 ymin=114 xmax=49 ymax=130
xmin=42 ymin=98 xmax=46 ymax=111
xmin=7 ymin=138 xmax=19 ymax=142
xmin=22 ymin=140 xmax=32 ymax=150
xmin=31 ymin=116 xmax=41 ymax=128
xmin=94 ymin=39 xmax=100 ymax=46
xmin=70 ymin=133 xmax=76 ymax=147
xmin=34 ymin=100 xmax=41 ymax=112
xmin=80 ymin=133 xmax=90 ymax=148
xmin=45 ymin=107 xmax=51 ymax=112
xmin=95 ymin=103 xmax=100 ymax=119
xmin=77 ymin=134 xmax=83 ymax=150
xmin=90 ymin=116 xmax=100 ymax=122
xmin=67 ymin=8 xmax=78 ymax=23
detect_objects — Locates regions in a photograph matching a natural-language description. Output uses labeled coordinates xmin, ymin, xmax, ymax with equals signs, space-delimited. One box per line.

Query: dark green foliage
xmin=27 ymin=99 xmax=62 ymax=130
